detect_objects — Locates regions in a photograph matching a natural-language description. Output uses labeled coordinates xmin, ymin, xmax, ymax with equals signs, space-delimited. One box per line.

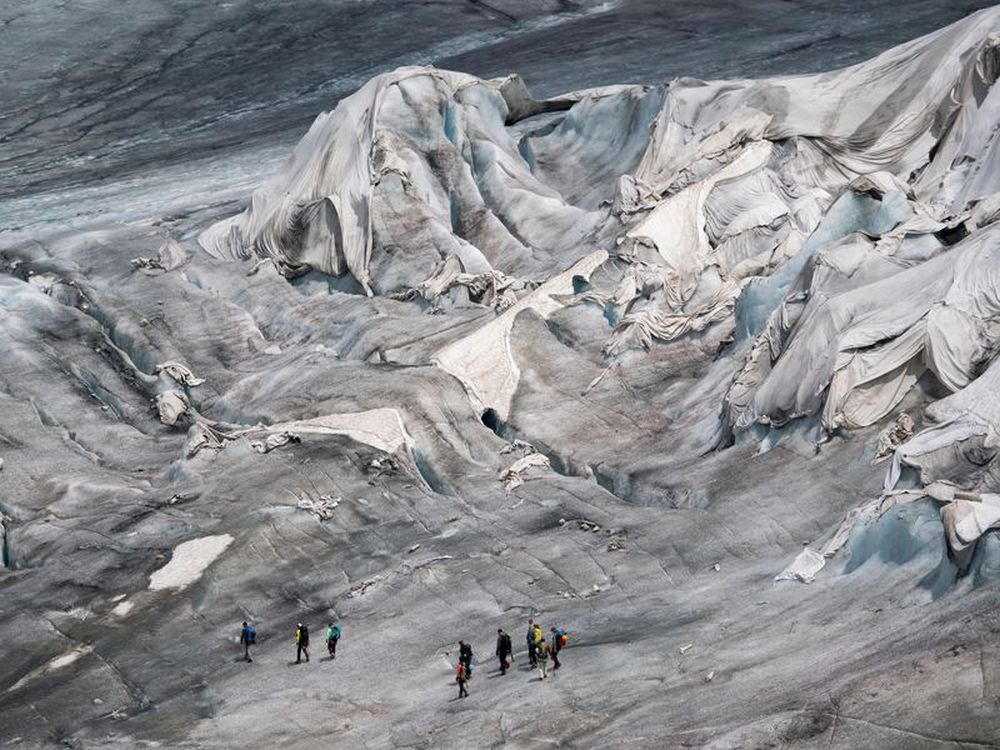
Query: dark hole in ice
xmin=481 ymin=408 xmax=502 ymax=435
xmin=1 ymin=524 xmax=12 ymax=568
xmin=934 ymin=222 xmax=969 ymax=246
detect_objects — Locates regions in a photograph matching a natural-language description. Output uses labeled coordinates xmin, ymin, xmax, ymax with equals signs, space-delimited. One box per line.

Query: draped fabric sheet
xmin=201 ymin=9 xmax=1000 ymax=577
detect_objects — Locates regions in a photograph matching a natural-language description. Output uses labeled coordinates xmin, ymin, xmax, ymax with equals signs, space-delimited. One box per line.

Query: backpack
xmin=555 ymin=629 xmax=567 ymax=648
xmin=502 ymin=634 xmax=512 ymax=653
xmin=246 ymin=626 xmax=256 ymax=644
xmin=300 ymin=625 xmax=309 ymax=642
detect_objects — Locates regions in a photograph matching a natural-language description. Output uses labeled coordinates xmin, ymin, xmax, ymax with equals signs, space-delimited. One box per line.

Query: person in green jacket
xmin=536 ymin=639 xmax=550 ymax=680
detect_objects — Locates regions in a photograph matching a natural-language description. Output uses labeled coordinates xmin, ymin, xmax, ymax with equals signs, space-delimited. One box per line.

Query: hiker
xmin=326 ymin=622 xmax=341 ymax=659
xmin=536 ymin=638 xmax=550 ymax=680
xmin=456 ymin=661 xmax=470 ymax=698
xmin=549 ymin=626 xmax=567 ymax=670
xmin=496 ymin=628 xmax=513 ymax=674
xmin=295 ymin=623 xmax=310 ymax=663
xmin=532 ymin=622 xmax=545 ymax=657
xmin=526 ymin=619 xmax=538 ymax=667
xmin=458 ymin=640 xmax=473 ymax=670
xmin=240 ymin=621 xmax=256 ymax=662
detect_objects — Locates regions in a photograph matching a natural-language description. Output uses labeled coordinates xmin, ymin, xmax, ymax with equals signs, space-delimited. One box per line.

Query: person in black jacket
xmin=496 ymin=628 xmax=513 ymax=674
xmin=458 ymin=640 xmax=473 ymax=670
xmin=549 ymin=626 xmax=564 ymax=670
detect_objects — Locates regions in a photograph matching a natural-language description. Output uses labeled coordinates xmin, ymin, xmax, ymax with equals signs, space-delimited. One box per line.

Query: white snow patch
xmin=775 ymin=547 xmax=826 ymax=583
xmin=110 ymin=600 xmax=134 ymax=617
xmin=7 ymin=645 xmax=95 ymax=693
xmin=49 ymin=647 xmax=91 ymax=670
xmin=149 ymin=534 xmax=234 ymax=591
xmin=266 ymin=408 xmax=411 ymax=455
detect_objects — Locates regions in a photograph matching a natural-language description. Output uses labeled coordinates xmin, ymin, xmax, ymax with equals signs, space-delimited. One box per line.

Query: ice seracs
xmin=200 ymin=9 xmax=1000 ymax=585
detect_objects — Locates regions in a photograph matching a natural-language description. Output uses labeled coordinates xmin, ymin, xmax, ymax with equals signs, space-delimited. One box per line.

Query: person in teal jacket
xmin=326 ymin=622 xmax=341 ymax=659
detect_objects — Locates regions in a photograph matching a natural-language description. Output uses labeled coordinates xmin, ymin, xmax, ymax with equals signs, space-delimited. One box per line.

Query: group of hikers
xmin=237 ymin=617 xmax=568 ymax=698
xmin=455 ymin=619 xmax=568 ymax=698
xmin=238 ymin=620 xmax=341 ymax=663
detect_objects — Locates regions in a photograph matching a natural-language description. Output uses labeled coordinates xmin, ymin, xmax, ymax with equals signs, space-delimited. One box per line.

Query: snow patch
xmin=149 ymin=534 xmax=234 ymax=591
xmin=110 ymin=599 xmax=134 ymax=617
xmin=7 ymin=645 xmax=95 ymax=693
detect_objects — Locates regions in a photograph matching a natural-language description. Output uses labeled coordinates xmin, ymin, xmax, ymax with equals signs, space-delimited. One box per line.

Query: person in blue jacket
xmin=240 ymin=621 xmax=256 ymax=662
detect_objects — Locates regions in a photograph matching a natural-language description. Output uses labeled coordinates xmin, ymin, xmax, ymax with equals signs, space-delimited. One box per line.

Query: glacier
xmin=3 ymin=2 xmax=1000 ymax=748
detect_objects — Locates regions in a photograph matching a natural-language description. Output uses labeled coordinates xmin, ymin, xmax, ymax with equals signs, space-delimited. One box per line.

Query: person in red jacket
xmin=456 ymin=661 xmax=470 ymax=698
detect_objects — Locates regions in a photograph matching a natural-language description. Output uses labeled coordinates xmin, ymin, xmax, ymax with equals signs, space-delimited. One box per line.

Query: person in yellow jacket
xmin=295 ymin=623 xmax=310 ymax=664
